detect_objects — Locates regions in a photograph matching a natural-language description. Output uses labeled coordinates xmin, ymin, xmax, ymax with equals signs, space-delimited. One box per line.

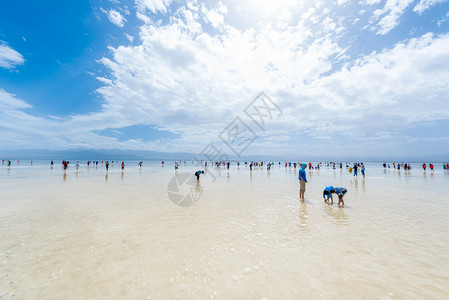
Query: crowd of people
xmin=2 ymin=159 xmax=448 ymax=207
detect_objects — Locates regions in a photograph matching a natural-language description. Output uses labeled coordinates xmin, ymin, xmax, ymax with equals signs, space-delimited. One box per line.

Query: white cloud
xmin=2 ymin=1 xmax=449 ymax=157
xmin=368 ymin=0 xmax=415 ymax=35
xmin=0 ymin=42 xmax=25 ymax=69
xmin=413 ymin=0 xmax=448 ymax=14
xmin=364 ymin=0 xmax=382 ymax=5
xmin=84 ymin=5 xmax=449 ymax=154
xmin=0 ymin=89 xmax=31 ymax=110
xmin=135 ymin=0 xmax=172 ymax=15
xmin=201 ymin=3 xmax=228 ymax=28
xmin=107 ymin=9 xmax=126 ymax=27
xmin=125 ymin=33 xmax=134 ymax=42
xmin=437 ymin=11 xmax=449 ymax=26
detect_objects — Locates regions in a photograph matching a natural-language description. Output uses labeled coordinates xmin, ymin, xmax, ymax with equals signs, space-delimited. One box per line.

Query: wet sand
xmin=1 ymin=162 xmax=449 ymax=299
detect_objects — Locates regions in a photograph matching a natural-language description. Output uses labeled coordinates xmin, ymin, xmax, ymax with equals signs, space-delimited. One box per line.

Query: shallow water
xmin=1 ymin=161 xmax=449 ymax=299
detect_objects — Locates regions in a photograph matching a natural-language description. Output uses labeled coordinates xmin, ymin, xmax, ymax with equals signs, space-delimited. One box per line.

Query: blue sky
xmin=1 ymin=0 xmax=449 ymax=158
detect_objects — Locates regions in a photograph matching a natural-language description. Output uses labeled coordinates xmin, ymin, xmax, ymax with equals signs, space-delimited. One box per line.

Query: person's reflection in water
xmin=250 ymin=170 xmax=253 ymax=183
xmin=324 ymin=205 xmax=348 ymax=225
xmin=298 ymin=199 xmax=310 ymax=234
xmin=63 ymin=171 xmax=67 ymax=182
xmin=105 ymin=172 xmax=108 ymax=183
xmin=121 ymin=170 xmax=124 ymax=181
xmin=362 ymin=177 xmax=366 ymax=193
xmin=192 ymin=180 xmax=203 ymax=204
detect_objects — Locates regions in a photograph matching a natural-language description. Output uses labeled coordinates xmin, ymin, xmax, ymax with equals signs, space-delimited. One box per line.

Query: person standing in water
xmin=298 ymin=164 xmax=307 ymax=200
xmin=105 ymin=161 xmax=109 ymax=171
xmin=195 ymin=170 xmax=204 ymax=181
xmin=353 ymin=163 xmax=358 ymax=177
xmin=323 ymin=186 xmax=335 ymax=203
xmin=361 ymin=163 xmax=365 ymax=178
xmin=335 ymin=187 xmax=347 ymax=206
xmin=121 ymin=161 xmax=125 ymax=170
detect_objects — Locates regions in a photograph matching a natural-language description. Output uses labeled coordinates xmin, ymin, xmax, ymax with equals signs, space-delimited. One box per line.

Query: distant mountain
xmin=0 ymin=149 xmax=447 ymax=162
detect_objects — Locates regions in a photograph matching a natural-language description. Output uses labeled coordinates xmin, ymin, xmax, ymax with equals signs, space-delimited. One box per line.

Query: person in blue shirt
xmin=195 ymin=170 xmax=204 ymax=181
xmin=335 ymin=187 xmax=347 ymax=206
xmin=323 ymin=186 xmax=336 ymax=203
xmin=298 ymin=164 xmax=307 ymax=200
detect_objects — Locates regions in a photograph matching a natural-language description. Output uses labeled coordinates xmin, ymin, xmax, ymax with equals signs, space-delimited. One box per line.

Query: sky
xmin=1 ymin=0 xmax=449 ymax=159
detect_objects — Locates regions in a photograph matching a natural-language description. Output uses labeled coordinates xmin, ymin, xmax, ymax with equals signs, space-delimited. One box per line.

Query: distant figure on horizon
xmin=138 ymin=161 xmax=143 ymax=168
xmin=298 ymin=164 xmax=307 ymax=200
xmin=195 ymin=170 xmax=204 ymax=181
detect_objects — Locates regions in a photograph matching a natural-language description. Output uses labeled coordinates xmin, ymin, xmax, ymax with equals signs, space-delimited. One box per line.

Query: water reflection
xmin=324 ymin=205 xmax=348 ymax=225
xmin=298 ymin=199 xmax=309 ymax=233
xmin=105 ymin=172 xmax=108 ymax=183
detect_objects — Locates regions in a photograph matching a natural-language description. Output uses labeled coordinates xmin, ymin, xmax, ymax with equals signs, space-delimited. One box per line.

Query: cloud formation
xmin=369 ymin=0 xmax=415 ymax=35
xmin=1 ymin=0 xmax=449 ymax=157
xmin=106 ymin=9 xmax=126 ymax=27
xmin=0 ymin=42 xmax=25 ymax=69
xmin=414 ymin=0 xmax=448 ymax=14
